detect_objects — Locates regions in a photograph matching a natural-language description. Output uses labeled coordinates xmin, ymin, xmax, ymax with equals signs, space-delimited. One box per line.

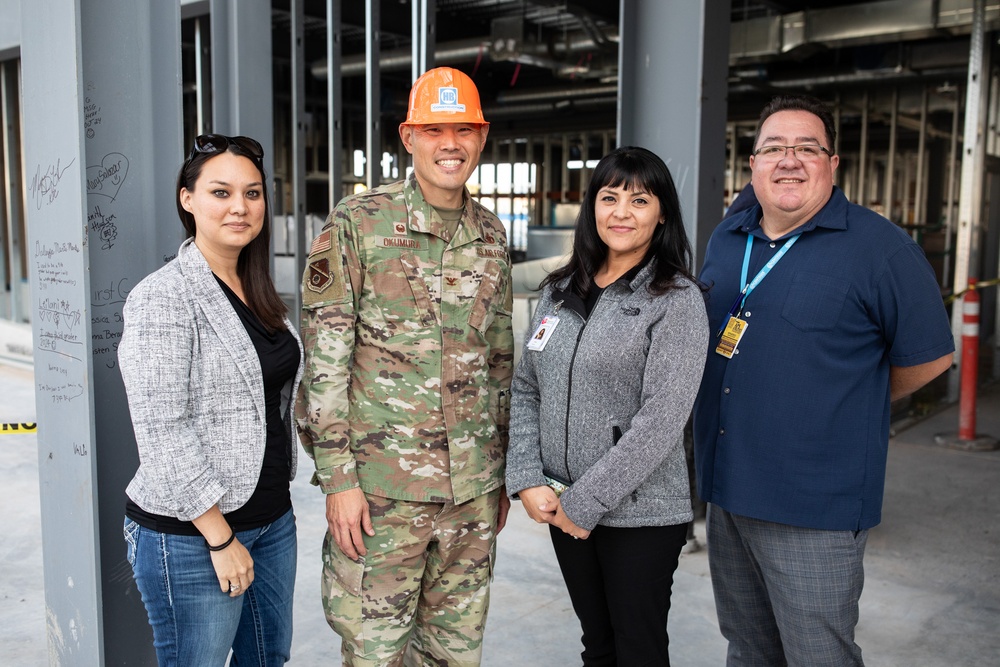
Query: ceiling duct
xmin=491 ymin=16 xmax=524 ymax=62
xmin=730 ymin=0 xmax=1000 ymax=62
xmin=495 ymin=83 xmax=616 ymax=105
xmin=311 ymin=29 xmax=618 ymax=80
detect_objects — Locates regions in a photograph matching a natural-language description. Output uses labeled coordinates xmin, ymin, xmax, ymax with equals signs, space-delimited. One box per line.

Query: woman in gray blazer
xmin=506 ymin=147 xmax=707 ymax=666
xmin=119 ymin=135 xmax=303 ymax=666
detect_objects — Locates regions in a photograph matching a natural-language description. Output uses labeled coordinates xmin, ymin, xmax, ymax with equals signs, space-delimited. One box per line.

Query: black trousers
xmin=550 ymin=522 xmax=689 ymax=667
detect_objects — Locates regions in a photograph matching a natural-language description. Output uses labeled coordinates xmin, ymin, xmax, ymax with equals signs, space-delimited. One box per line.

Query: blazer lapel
xmin=178 ymin=240 xmax=266 ymax=420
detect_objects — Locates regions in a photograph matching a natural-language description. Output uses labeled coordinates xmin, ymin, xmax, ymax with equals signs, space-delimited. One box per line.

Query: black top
xmin=583 ymin=259 xmax=648 ymax=318
xmin=126 ymin=278 xmax=298 ymax=535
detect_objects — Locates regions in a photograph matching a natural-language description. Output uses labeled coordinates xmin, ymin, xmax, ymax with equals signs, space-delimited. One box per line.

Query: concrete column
xmin=411 ymin=0 xmax=436 ymax=80
xmin=542 ymin=135 xmax=551 ymax=226
xmin=1 ymin=59 xmax=26 ymax=322
xmin=617 ymin=0 xmax=730 ymax=268
xmin=950 ymin=0 xmax=989 ymax=401
xmin=859 ymin=92 xmax=869 ymax=205
xmin=210 ymin=0 xmax=274 ymax=180
xmin=886 ymin=88 xmax=898 ymax=224
xmin=290 ymin=0 xmax=307 ymax=314
xmin=365 ymin=0 xmax=381 ymax=189
xmin=21 ymin=0 xmax=182 ymax=663
xmin=327 ymin=0 xmax=343 ymax=208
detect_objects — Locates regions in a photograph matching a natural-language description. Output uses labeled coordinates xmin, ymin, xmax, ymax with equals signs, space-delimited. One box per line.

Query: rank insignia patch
xmin=307 ymin=258 xmax=333 ymax=293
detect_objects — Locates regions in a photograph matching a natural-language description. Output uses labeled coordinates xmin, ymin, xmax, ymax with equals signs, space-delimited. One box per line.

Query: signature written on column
xmin=28 ymin=157 xmax=77 ymax=210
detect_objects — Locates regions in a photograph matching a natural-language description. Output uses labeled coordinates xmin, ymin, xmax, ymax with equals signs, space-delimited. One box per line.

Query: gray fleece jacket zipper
xmin=506 ymin=261 xmax=708 ymax=531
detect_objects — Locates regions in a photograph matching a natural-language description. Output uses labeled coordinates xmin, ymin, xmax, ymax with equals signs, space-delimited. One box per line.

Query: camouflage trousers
xmin=322 ymin=489 xmax=501 ymax=667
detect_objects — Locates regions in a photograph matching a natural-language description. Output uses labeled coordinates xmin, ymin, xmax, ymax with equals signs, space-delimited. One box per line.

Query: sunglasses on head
xmin=188 ymin=134 xmax=264 ymax=162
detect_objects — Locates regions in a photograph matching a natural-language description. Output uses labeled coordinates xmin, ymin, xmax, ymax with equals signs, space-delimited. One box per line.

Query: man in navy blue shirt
xmin=694 ymin=95 xmax=954 ymax=666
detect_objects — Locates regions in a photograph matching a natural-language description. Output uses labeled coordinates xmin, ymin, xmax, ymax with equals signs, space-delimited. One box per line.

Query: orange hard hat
xmin=402 ymin=67 xmax=489 ymax=127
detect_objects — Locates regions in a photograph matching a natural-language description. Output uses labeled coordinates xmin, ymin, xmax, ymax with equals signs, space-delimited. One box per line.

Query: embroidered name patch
xmin=307 ymin=258 xmax=333 ymax=293
xmin=375 ymin=236 xmax=424 ymax=250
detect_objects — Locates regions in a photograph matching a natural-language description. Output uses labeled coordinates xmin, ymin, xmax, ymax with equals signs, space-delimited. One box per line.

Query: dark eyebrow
xmin=207 ymin=180 xmax=263 ymax=188
xmin=599 ymin=187 xmax=650 ymax=197
xmin=760 ymin=135 xmax=822 ymax=146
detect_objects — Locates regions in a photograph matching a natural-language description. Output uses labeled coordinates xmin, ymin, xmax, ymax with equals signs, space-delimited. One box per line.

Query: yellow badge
xmin=715 ymin=316 xmax=748 ymax=359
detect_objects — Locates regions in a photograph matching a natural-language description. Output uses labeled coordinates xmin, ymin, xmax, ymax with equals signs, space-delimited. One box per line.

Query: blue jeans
xmin=124 ymin=508 xmax=297 ymax=667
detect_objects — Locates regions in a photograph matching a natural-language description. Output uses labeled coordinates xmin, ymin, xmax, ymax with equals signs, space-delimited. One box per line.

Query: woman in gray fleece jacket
xmin=506 ymin=146 xmax=707 ymax=666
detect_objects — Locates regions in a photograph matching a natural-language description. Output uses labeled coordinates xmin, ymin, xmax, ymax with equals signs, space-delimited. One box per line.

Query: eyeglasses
xmin=753 ymin=144 xmax=832 ymax=161
xmin=188 ymin=134 xmax=264 ymax=162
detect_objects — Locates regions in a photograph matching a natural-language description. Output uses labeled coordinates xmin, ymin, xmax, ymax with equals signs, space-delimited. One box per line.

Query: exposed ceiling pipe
xmin=483 ymin=95 xmax=616 ymax=119
xmin=495 ymin=83 xmax=617 ymax=104
xmin=768 ymin=66 xmax=968 ymax=89
xmin=311 ymin=31 xmax=619 ymax=79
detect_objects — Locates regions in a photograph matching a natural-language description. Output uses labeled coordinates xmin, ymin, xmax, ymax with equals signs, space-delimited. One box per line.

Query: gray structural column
xmin=950 ymin=0 xmax=989 ymax=401
xmin=291 ymin=0 xmax=307 ymax=314
xmin=328 ymin=0 xmax=343 ymax=209
xmin=366 ymin=0 xmax=382 ymax=189
xmin=412 ymin=0 xmax=436 ymax=81
xmin=21 ymin=0 xmax=182 ymax=664
xmin=2 ymin=59 xmax=26 ymax=322
xmin=211 ymin=0 xmax=274 ymax=180
xmin=617 ymin=0 xmax=730 ymax=268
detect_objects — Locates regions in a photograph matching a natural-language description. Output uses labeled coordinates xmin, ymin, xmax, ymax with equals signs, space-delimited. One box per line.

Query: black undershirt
xmin=583 ymin=259 xmax=648 ymax=318
xmin=126 ymin=278 xmax=298 ymax=535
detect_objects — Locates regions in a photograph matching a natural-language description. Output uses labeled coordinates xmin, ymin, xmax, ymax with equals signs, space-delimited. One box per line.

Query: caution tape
xmin=1 ymin=422 xmax=37 ymax=434
xmin=943 ymin=277 xmax=1000 ymax=305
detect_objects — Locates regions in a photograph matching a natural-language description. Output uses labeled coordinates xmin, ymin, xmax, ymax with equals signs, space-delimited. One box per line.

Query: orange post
xmin=959 ymin=280 xmax=980 ymax=441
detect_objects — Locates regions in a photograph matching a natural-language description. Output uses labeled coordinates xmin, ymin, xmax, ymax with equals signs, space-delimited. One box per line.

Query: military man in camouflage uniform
xmin=297 ymin=67 xmax=513 ymax=666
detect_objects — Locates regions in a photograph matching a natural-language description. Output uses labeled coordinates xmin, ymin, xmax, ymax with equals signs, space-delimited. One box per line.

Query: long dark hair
xmin=176 ymin=139 xmax=288 ymax=332
xmin=542 ymin=145 xmax=696 ymax=297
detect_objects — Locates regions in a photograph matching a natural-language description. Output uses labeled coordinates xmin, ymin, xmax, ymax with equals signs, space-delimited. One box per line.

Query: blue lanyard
xmin=739 ymin=232 xmax=800 ymax=308
xmin=718 ymin=233 xmax=800 ymax=335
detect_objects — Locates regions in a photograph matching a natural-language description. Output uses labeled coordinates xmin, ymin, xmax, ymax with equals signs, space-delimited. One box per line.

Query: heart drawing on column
xmin=86 ymin=152 xmax=130 ymax=202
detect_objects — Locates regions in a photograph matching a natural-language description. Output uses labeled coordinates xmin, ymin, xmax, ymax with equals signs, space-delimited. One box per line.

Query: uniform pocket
xmin=320 ymin=532 xmax=366 ymax=651
xmin=321 ymin=532 xmax=365 ymax=597
xmin=780 ymin=271 xmax=849 ymax=332
xmin=365 ymin=256 xmax=432 ymax=338
xmin=468 ymin=259 xmax=507 ymax=333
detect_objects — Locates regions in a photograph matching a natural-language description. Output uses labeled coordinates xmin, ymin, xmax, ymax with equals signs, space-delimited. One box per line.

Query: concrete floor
xmin=2 ymin=362 xmax=998 ymax=665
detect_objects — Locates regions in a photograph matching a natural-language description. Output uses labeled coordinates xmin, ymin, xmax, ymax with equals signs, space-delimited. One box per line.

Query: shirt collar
xmin=403 ymin=172 xmax=494 ymax=244
xmin=724 ymin=186 xmax=849 ymax=240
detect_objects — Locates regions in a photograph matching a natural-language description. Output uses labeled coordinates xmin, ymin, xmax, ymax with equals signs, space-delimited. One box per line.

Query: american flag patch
xmin=310 ymin=230 xmax=333 ymax=255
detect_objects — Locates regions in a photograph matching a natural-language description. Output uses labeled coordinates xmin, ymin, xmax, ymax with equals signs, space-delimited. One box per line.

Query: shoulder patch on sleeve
xmin=310 ymin=229 xmax=333 ymax=256
xmin=306 ymin=257 xmax=333 ymax=293
xmin=303 ymin=224 xmax=348 ymax=307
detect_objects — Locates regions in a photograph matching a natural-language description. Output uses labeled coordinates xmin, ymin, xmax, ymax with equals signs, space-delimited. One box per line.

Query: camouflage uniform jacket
xmin=297 ymin=174 xmax=513 ymax=504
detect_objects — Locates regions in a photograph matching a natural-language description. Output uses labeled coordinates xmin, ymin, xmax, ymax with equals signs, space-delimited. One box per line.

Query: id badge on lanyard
xmin=715 ymin=232 xmax=800 ymax=359
xmin=715 ymin=314 xmax=748 ymax=359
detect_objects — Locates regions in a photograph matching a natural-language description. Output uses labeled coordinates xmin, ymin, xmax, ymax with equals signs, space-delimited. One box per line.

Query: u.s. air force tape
xmin=1 ymin=423 xmax=37 ymax=433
